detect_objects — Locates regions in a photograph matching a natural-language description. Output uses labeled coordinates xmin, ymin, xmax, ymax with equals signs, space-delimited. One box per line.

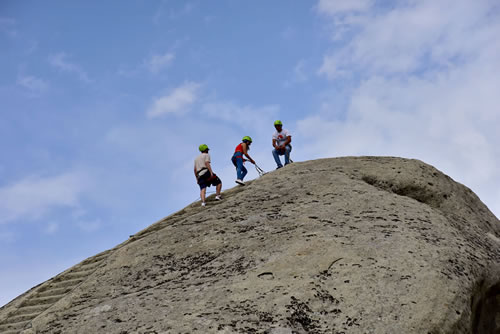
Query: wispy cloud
xmin=0 ymin=171 xmax=89 ymax=224
xmin=0 ymin=17 xmax=18 ymax=38
xmin=147 ymin=82 xmax=200 ymax=118
xmin=201 ymin=101 xmax=279 ymax=131
xmin=44 ymin=222 xmax=59 ymax=235
xmin=284 ymin=60 xmax=309 ymax=87
xmin=16 ymin=75 xmax=49 ymax=97
xmin=48 ymin=52 xmax=91 ymax=83
xmin=318 ymin=0 xmax=497 ymax=79
xmin=302 ymin=0 xmax=500 ymax=216
xmin=145 ymin=51 xmax=175 ymax=74
xmin=76 ymin=219 xmax=102 ymax=233
xmin=153 ymin=1 xmax=196 ymax=24
xmin=315 ymin=0 xmax=373 ymax=16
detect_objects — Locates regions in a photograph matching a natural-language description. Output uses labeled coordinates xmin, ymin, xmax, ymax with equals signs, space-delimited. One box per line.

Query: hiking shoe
xmin=215 ymin=195 xmax=222 ymax=200
xmin=235 ymin=179 xmax=245 ymax=186
xmin=201 ymin=202 xmax=206 ymax=207
xmin=276 ymin=166 xmax=283 ymax=169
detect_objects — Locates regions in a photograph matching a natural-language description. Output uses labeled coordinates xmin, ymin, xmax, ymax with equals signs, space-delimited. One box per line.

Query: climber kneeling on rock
xmin=194 ymin=144 xmax=222 ymax=207
xmin=232 ymin=136 xmax=255 ymax=186
xmin=272 ymin=120 xmax=292 ymax=169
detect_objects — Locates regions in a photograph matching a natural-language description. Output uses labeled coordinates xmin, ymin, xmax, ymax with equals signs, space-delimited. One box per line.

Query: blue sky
xmin=1 ymin=0 xmax=499 ymax=306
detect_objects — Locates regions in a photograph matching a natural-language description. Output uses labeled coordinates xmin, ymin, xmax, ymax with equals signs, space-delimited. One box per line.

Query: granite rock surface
xmin=1 ymin=157 xmax=499 ymax=334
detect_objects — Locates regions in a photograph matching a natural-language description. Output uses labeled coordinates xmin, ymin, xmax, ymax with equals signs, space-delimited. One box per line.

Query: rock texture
xmin=1 ymin=157 xmax=499 ymax=334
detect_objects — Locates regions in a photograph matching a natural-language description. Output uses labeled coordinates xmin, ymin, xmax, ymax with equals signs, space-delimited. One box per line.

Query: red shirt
xmin=234 ymin=143 xmax=244 ymax=153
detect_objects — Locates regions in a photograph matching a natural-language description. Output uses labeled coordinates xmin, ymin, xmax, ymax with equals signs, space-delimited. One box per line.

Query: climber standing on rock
xmin=232 ymin=136 xmax=255 ymax=186
xmin=194 ymin=144 xmax=222 ymax=207
xmin=272 ymin=120 xmax=292 ymax=169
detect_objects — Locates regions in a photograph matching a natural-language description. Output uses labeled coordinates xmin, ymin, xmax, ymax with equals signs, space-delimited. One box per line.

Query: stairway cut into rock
xmin=0 ymin=250 xmax=111 ymax=334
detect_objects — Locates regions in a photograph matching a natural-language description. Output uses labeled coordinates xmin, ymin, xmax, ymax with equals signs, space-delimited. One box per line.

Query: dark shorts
xmin=197 ymin=172 xmax=221 ymax=190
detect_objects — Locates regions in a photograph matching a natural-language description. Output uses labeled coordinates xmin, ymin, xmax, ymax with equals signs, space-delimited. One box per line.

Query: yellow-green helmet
xmin=274 ymin=120 xmax=283 ymax=126
xmin=242 ymin=136 xmax=252 ymax=143
xmin=199 ymin=144 xmax=209 ymax=152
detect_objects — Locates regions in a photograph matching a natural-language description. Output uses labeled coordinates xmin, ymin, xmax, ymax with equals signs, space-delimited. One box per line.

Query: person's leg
xmin=284 ymin=145 xmax=291 ymax=165
xmin=232 ymin=156 xmax=239 ymax=179
xmin=236 ymin=157 xmax=244 ymax=180
xmin=272 ymin=149 xmax=283 ymax=168
xmin=200 ymin=187 xmax=207 ymax=204
xmin=241 ymin=164 xmax=248 ymax=180
xmin=213 ymin=176 xmax=222 ymax=196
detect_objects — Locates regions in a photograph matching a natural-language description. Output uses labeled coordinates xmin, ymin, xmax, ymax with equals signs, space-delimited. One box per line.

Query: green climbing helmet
xmin=274 ymin=120 xmax=283 ymax=126
xmin=242 ymin=136 xmax=252 ymax=143
xmin=199 ymin=144 xmax=209 ymax=152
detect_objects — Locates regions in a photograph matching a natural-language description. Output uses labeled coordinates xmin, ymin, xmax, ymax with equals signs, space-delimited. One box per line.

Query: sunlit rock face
xmin=1 ymin=157 xmax=499 ymax=334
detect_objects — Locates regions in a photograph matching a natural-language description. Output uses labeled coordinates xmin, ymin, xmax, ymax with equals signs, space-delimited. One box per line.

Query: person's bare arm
xmin=242 ymin=143 xmax=255 ymax=164
xmin=272 ymin=138 xmax=278 ymax=149
xmin=277 ymin=135 xmax=292 ymax=150
xmin=283 ymin=135 xmax=292 ymax=147
xmin=205 ymin=160 xmax=214 ymax=176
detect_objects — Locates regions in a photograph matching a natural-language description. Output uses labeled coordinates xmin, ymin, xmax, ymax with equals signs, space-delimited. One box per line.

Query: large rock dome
xmin=1 ymin=157 xmax=499 ymax=333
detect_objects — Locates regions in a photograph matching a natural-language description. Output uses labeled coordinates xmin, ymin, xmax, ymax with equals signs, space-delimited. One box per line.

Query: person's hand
xmin=251 ymin=159 xmax=255 ymax=164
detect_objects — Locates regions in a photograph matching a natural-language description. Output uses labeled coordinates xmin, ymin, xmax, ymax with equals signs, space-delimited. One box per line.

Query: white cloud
xmin=146 ymin=52 xmax=175 ymax=74
xmin=16 ymin=75 xmax=49 ymax=96
xmin=316 ymin=0 xmax=373 ymax=16
xmin=147 ymin=82 xmax=200 ymax=118
xmin=306 ymin=0 xmax=500 ymax=217
xmin=48 ymin=52 xmax=91 ymax=83
xmin=0 ymin=171 xmax=89 ymax=224
xmin=318 ymin=0 xmax=497 ymax=79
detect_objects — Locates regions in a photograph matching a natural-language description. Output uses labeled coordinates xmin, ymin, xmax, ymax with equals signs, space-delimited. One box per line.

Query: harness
xmin=196 ymin=167 xmax=208 ymax=178
xmin=232 ymin=143 xmax=244 ymax=163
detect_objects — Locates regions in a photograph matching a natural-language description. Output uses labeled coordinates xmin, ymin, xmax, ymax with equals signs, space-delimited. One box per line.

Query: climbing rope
xmin=255 ymin=164 xmax=267 ymax=177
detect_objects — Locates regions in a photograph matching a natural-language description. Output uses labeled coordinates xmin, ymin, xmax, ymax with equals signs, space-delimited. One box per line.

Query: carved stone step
xmin=36 ymin=287 xmax=71 ymax=298
xmin=0 ymin=320 xmax=29 ymax=332
xmin=79 ymin=260 xmax=104 ymax=271
xmin=21 ymin=294 xmax=65 ymax=307
xmin=2 ymin=312 xmax=38 ymax=325
xmin=47 ymin=278 xmax=83 ymax=289
xmin=16 ymin=303 xmax=49 ymax=315
xmin=62 ymin=269 xmax=95 ymax=280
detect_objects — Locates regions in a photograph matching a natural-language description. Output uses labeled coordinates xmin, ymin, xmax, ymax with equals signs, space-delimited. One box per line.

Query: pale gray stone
xmin=266 ymin=327 xmax=294 ymax=334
